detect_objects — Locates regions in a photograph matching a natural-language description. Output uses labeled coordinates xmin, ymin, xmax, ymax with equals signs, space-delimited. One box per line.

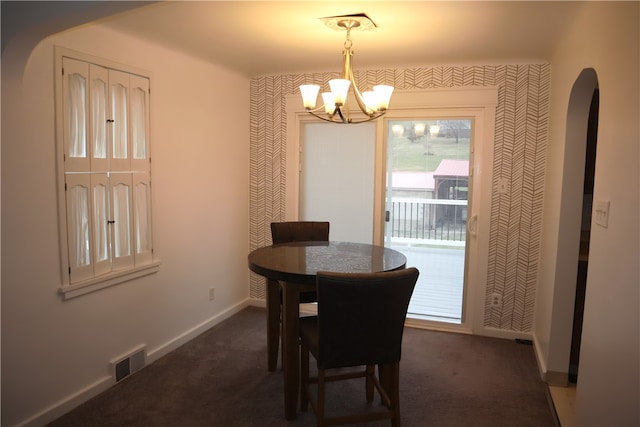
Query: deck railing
xmin=388 ymin=198 xmax=468 ymax=246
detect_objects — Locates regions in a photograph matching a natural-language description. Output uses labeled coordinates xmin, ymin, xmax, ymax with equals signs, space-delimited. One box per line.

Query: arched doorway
xmin=548 ymin=68 xmax=599 ymax=386
xmin=569 ymin=84 xmax=599 ymax=382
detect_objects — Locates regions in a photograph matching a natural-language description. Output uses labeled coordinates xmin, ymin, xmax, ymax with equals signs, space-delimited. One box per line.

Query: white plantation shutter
xmin=90 ymin=64 xmax=109 ymax=172
xmin=91 ymin=173 xmax=111 ymax=277
xmin=109 ymin=70 xmax=131 ymax=172
xmin=60 ymin=54 xmax=154 ymax=292
xmin=68 ymin=74 xmax=87 ymax=158
xmin=65 ymin=174 xmax=93 ymax=283
xmin=130 ymin=75 xmax=150 ymax=172
xmin=63 ymin=58 xmax=90 ymax=172
xmin=133 ymin=172 xmax=153 ymax=265
xmin=110 ymin=173 xmax=134 ymax=271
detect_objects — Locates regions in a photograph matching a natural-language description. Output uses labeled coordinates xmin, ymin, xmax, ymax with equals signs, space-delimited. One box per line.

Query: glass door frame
xmin=370 ymin=88 xmax=498 ymax=334
xmin=384 ymin=114 xmax=473 ymax=326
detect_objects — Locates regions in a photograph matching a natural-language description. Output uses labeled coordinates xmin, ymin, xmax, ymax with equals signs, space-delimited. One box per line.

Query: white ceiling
xmin=101 ymin=1 xmax=584 ymax=78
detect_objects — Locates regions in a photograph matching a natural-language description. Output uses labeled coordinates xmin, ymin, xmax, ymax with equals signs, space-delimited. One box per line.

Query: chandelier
xmin=299 ymin=14 xmax=394 ymax=124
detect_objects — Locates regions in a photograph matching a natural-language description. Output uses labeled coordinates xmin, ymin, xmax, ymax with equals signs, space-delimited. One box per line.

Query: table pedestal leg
xmin=281 ymin=282 xmax=301 ymax=420
xmin=266 ymin=279 xmax=281 ymax=372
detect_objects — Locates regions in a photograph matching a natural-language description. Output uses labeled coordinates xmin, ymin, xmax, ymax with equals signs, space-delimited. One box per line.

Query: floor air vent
xmin=111 ymin=345 xmax=146 ymax=383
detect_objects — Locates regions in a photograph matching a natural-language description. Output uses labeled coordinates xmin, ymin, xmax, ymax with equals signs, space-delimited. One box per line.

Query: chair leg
xmin=377 ymin=364 xmax=386 ymax=405
xmin=301 ymin=344 xmax=310 ymax=412
xmin=365 ymin=365 xmax=375 ymax=403
xmin=380 ymin=363 xmax=401 ymax=427
xmin=317 ymin=370 xmax=326 ymax=427
xmin=266 ymin=279 xmax=281 ymax=371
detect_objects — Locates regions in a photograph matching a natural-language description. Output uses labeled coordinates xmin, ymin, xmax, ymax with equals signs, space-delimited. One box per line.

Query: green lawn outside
xmin=389 ymin=136 xmax=470 ymax=172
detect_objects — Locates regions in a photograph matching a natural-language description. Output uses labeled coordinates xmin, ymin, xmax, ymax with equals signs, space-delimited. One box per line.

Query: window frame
xmin=55 ymin=47 xmax=159 ymax=300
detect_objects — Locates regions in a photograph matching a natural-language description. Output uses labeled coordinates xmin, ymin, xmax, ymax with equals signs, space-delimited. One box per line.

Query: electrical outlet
xmin=209 ymin=287 xmax=215 ymax=301
xmin=490 ymin=293 xmax=502 ymax=308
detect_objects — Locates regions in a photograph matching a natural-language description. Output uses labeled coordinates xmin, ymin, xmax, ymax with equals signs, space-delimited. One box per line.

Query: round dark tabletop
xmin=248 ymin=241 xmax=407 ymax=285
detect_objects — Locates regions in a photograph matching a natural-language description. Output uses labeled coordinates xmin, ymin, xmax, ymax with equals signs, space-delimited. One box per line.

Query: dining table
xmin=247 ymin=240 xmax=407 ymax=420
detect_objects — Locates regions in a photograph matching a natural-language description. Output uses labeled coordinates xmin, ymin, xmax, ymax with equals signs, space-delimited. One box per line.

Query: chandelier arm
xmin=336 ymin=107 xmax=348 ymax=124
xmin=305 ymin=108 xmax=386 ymax=124
xmin=341 ymin=43 xmax=371 ymax=118
xmin=306 ymin=109 xmax=349 ymax=124
xmin=304 ymin=103 xmax=338 ymax=119
xmin=348 ymin=66 xmax=372 ymax=117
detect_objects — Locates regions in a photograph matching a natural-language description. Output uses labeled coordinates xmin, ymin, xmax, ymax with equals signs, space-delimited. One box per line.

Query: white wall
xmin=1 ymin=23 xmax=250 ymax=426
xmin=535 ymin=2 xmax=639 ymax=426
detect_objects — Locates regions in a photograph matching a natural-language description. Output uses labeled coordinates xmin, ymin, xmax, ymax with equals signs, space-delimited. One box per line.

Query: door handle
xmin=385 ymin=210 xmax=390 ymax=222
xmin=467 ymin=214 xmax=478 ymax=237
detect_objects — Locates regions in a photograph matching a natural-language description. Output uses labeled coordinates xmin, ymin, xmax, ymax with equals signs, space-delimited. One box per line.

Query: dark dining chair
xmin=266 ymin=221 xmax=330 ymax=371
xmin=299 ymin=267 xmax=419 ymax=427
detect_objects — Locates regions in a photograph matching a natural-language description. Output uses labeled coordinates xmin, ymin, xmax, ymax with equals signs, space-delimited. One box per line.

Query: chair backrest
xmin=270 ymin=221 xmax=330 ymax=245
xmin=314 ymin=267 xmax=419 ymax=370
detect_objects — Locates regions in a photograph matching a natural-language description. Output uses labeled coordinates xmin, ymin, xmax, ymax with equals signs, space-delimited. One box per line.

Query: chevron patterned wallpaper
xmin=249 ymin=64 xmax=550 ymax=332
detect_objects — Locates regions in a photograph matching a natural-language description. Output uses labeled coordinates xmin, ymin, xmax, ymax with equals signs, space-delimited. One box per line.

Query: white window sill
xmin=59 ymin=261 xmax=161 ymax=300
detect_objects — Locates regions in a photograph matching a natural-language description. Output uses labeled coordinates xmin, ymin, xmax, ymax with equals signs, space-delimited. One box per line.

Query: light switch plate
xmin=496 ymin=178 xmax=510 ymax=195
xmin=594 ymin=200 xmax=610 ymax=228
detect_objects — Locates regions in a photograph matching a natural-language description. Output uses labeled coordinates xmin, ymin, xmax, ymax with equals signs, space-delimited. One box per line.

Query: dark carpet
xmin=48 ymin=307 xmax=558 ymax=427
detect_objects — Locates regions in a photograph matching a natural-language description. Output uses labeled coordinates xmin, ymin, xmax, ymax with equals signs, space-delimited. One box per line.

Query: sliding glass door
xmin=384 ymin=118 xmax=473 ymax=324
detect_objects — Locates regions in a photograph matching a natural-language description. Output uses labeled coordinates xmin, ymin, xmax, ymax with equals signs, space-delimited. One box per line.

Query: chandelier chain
xmin=344 ymin=25 xmax=353 ymax=50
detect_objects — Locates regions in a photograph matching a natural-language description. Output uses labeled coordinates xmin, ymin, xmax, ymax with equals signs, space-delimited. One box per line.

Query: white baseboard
xmin=17 ymin=299 xmax=251 ymax=427
xmin=530 ymin=334 xmax=569 ymax=385
xmin=545 ymin=370 xmax=570 ymax=387
xmin=18 ymin=376 xmax=114 ymax=427
xmin=248 ymin=298 xmax=266 ymax=308
xmin=475 ymin=326 xmax=533 ymax=341
xmin=146 ymin=300 xmax=249 ymax=363
xmin=532 ymin=333 xmax=548 ymax=381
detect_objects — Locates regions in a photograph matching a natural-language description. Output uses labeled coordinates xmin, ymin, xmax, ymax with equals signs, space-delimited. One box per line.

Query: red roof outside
xmin=433 ymin=159 xmax=469 ymax=178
